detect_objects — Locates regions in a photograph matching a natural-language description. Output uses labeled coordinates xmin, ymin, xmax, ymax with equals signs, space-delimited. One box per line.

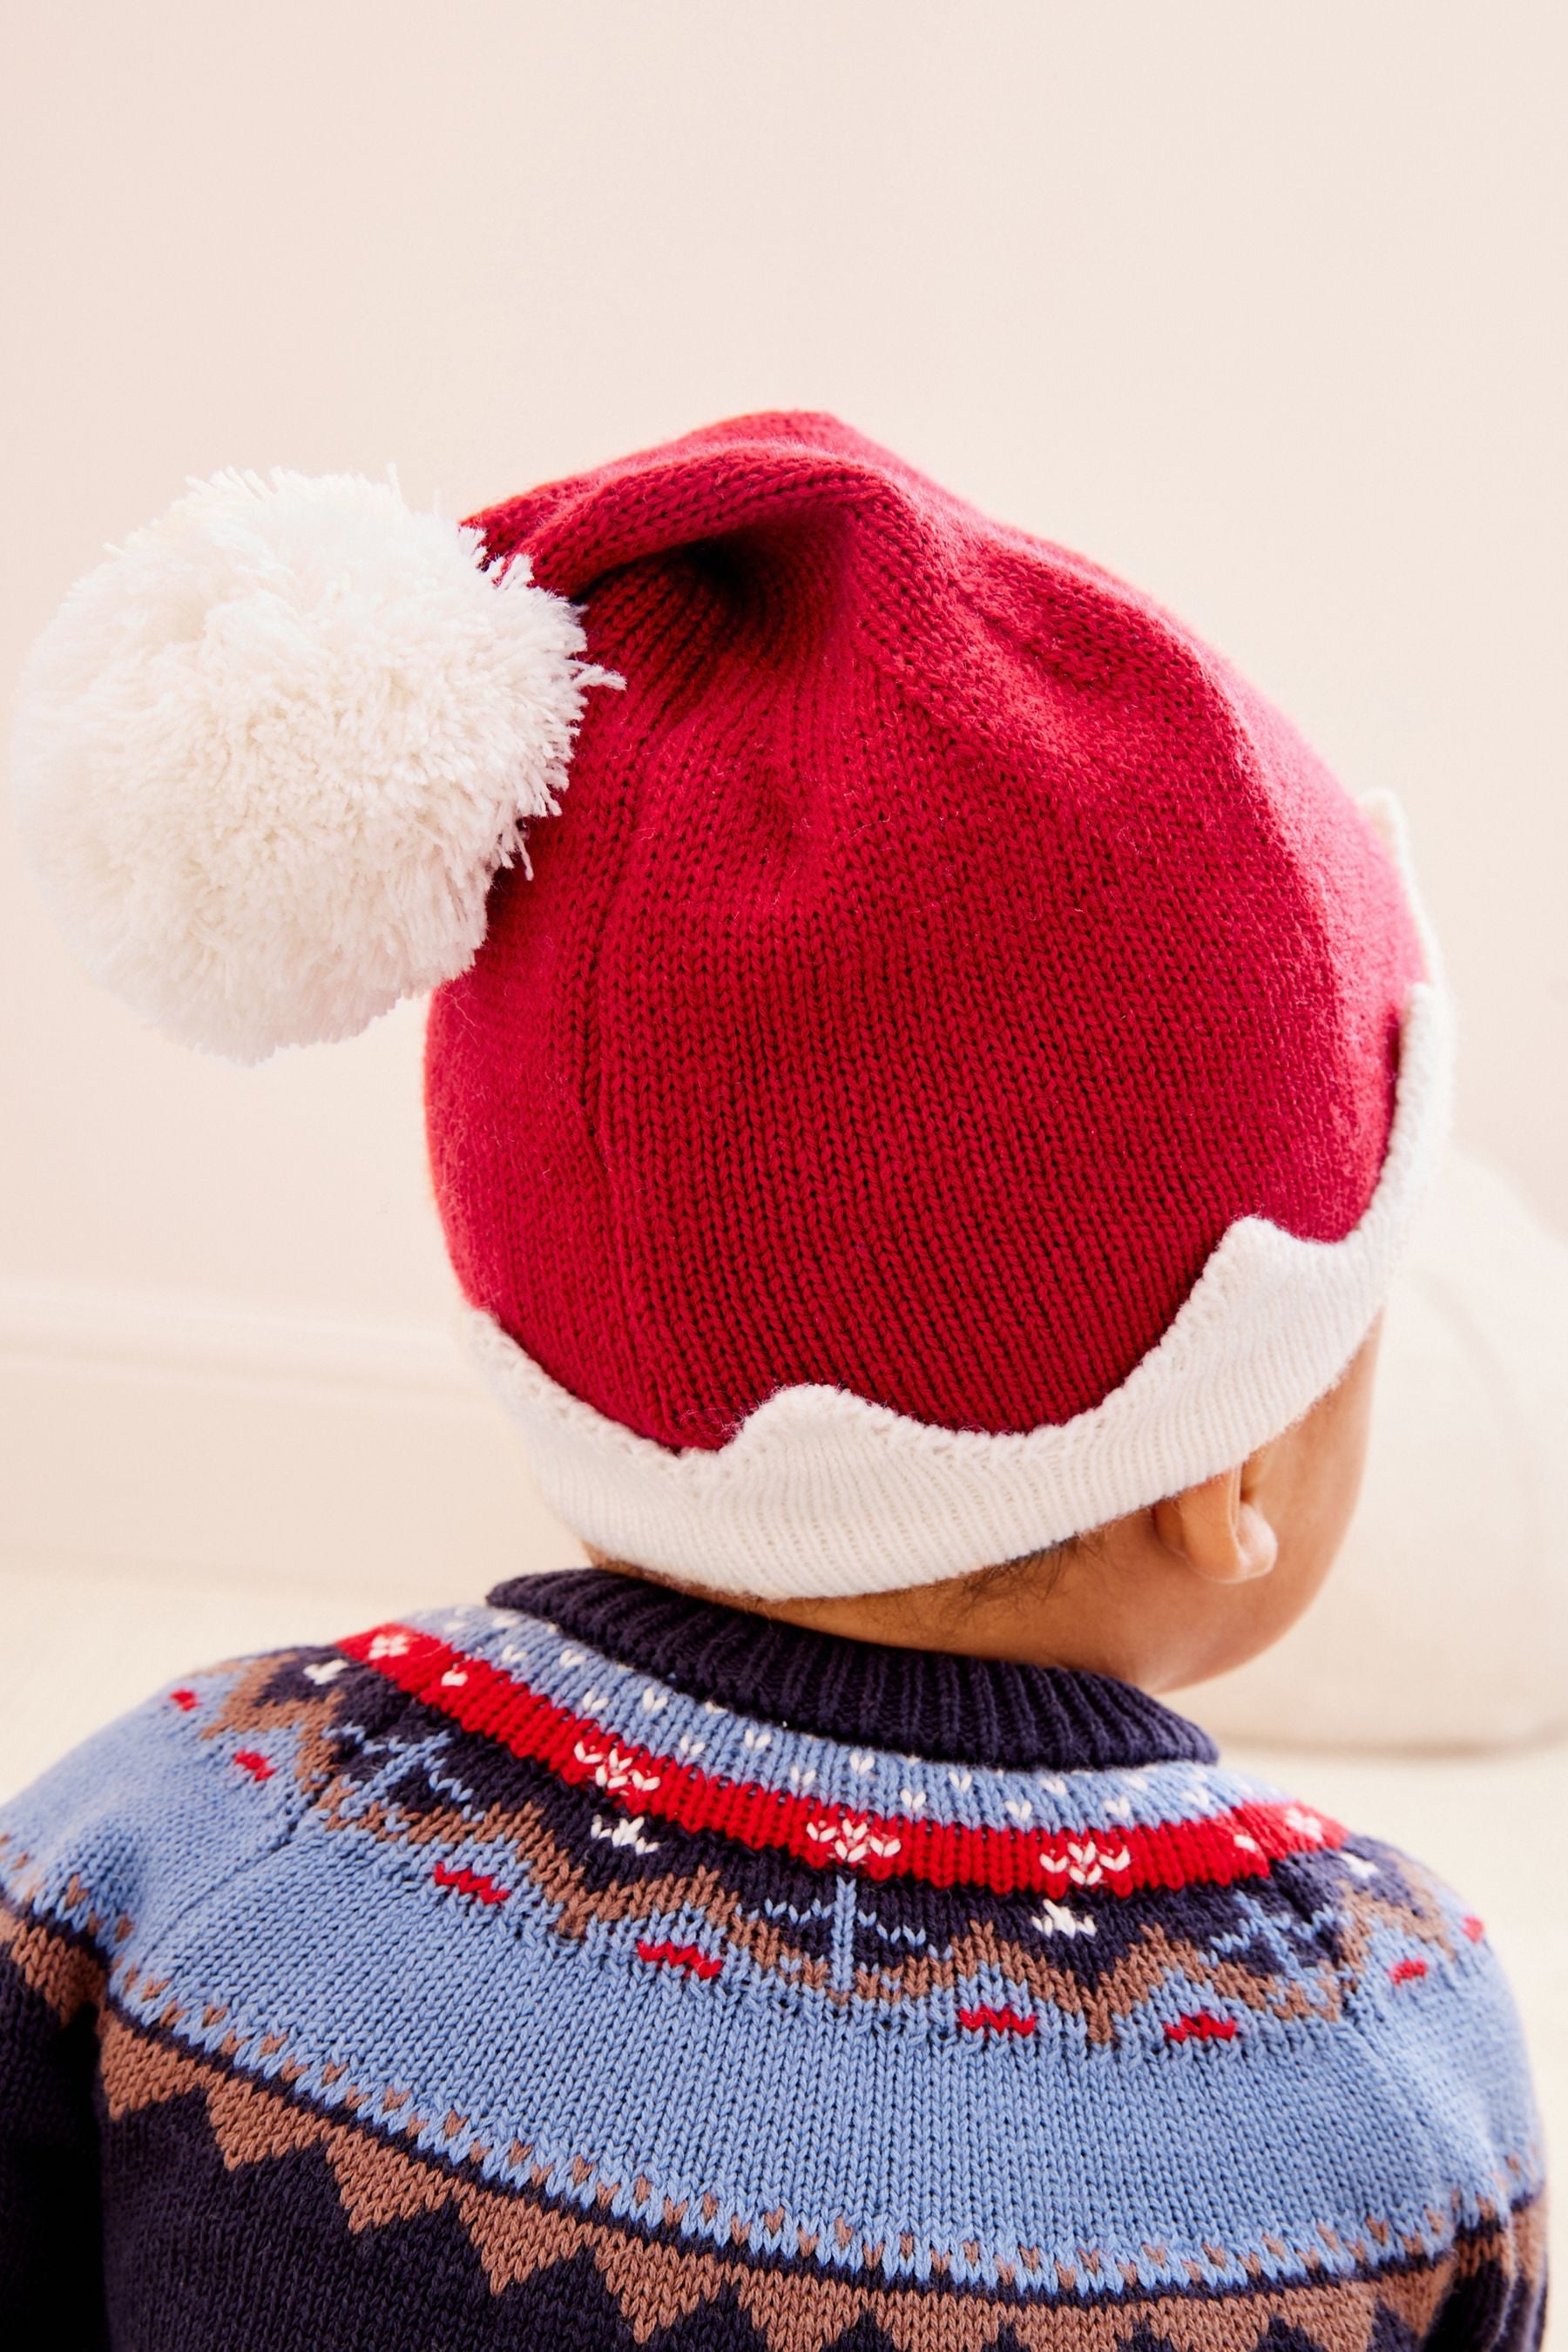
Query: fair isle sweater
xmin=0 ymin=1570 xmax=1546 ymax=2351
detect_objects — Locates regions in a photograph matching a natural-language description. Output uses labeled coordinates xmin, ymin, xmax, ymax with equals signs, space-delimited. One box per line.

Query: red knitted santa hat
xmin=13 ymin=414 xmax=1452 ymax=1596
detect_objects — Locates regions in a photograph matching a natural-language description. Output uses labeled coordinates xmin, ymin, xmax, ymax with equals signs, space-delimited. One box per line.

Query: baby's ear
xmin=1153 ymin=1470 xmax=1279 ymax=1585
xmin=11 ymin=469 xmax=615 ymax=1063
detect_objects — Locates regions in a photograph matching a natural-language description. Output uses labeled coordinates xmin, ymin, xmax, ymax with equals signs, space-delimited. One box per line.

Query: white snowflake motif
xmin=805 ymin=1811 xmax=903 ymax=1868
xmin=1059 ymin=1837 xmax=1132 ymax=1889
xmin=573 ymin=1740 xmax=662 ymax=1797
xmin=303 ymin=1659 xmax=348 ymax=1686
xmin=1034 ymin=1899 xmax=1097 ymax=1938
xmin=1283 ymin=1807 xmax=1326 ymax=1843
xmin=368 ymin=1632 xmax=411 ymax=1661
xmin=440 ymin=1669 xmax=468 ymax=1688
xmin=590 ymin=1813 xmax=661 ymax=1856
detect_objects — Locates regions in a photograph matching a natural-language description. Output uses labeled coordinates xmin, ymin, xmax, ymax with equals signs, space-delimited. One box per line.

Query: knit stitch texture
xmin=0 ymin=1571 xmax=1545 ymax=2349
xmin=429 ymin=414 xmax=1426 ymax=1455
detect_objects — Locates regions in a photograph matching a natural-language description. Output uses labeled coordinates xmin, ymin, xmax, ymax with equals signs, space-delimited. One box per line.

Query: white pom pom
xmin=11 ymin=469 xmax=609 ymax=1061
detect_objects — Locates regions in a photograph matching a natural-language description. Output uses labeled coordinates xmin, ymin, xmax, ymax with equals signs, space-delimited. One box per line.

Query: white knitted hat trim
xmin=463 ymin=791 xmax=1454 ymax=1600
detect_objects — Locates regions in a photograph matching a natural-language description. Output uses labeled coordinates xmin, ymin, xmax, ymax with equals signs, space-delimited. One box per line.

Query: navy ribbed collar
xmin=486 ymin=1569 xmax=1216 ymax=1771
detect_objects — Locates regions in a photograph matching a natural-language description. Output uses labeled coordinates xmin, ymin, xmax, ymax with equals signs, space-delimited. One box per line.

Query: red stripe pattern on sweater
xmin=339 ymin=1624 xmax=1344 ymax=1897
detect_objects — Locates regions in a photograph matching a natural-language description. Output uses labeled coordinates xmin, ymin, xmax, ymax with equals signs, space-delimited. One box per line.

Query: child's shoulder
xmin=0 ymin=1636 xmax=362 ymax=1958
xmin=0 ymin=1603 xmax=540 ymax=1965
xmin=0 ymin=1605 xmax=1545 ymax=2349
xmin=0 ymin=1595 xmax=1536 ymax=2131
xmin=0 ymin=1602 xmax=1523 ymax=2051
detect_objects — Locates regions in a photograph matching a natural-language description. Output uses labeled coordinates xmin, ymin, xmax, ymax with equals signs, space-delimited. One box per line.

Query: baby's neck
xmin=583 ymin=1547 xmax=1105 ymax=1676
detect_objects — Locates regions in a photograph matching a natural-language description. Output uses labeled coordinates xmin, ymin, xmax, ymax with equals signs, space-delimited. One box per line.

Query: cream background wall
xmin=3 ymin=2 xmax=1565 ymax=1605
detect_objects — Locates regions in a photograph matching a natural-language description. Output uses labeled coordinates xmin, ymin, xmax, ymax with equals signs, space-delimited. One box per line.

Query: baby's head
xmin=15 ymin=415 xmax=1452 ymax=1692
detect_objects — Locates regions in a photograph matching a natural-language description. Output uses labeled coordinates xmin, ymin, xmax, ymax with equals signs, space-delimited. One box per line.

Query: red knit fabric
xmin=424 ymin=412 xmax=1425 ymax=1450
xmin=339 ymin=1621 xmax=1348 ymax=1898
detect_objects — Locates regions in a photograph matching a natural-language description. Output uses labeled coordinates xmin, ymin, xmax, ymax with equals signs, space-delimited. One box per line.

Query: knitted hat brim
xmin=463 ymin=793 xmax=1454 ymax=1600
xmin=463 ymin=982 xmax=1448 ymax=1597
